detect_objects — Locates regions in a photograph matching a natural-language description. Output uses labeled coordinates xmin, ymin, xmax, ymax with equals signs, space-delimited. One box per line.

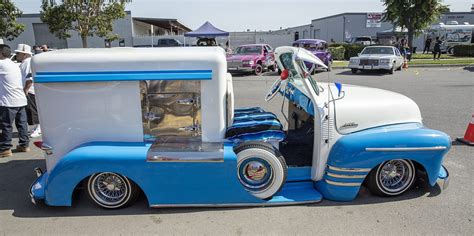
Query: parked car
xmin=349 ymin=36 xmax=376 ymax=45
xmin=29 ymin=46 xmax=450 ymax=209
xmin=348 ymin=46 xmax=404 ymax=74
xmin=226 ymin=44 xmax=276 ymax=75
xmin=292 ymin=39 xmax=332 ymax=72
xmin=156 ymin=38 xmax=183 ymax=47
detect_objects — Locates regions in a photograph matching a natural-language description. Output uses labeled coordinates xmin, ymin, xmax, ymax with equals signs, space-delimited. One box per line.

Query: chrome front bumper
xmin=437 ymin=165 xmax=450 ymax=190
xmin=348 ymin=64 xmax=393 ymax=70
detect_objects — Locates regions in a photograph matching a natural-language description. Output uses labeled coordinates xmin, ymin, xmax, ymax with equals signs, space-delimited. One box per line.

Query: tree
xmin=40 ymin=0 xmax=131 ymax=48
xmin=382 ymin=0 xmax=449 ymax=50
xmin=0 ymin=0 xmax=25 ymax=41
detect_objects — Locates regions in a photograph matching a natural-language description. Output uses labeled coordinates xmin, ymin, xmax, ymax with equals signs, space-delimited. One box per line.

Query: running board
xmin=150 ymin=181 xmax=322 ymax=208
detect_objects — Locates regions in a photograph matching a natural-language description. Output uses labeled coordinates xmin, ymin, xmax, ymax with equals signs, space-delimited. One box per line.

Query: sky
xmin=12 ymin=0 xmax=473 ymax=31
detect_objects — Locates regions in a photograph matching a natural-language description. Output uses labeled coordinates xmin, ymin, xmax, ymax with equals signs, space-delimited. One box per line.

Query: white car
xmin=348 ymin=46 xmax=404 ymax=74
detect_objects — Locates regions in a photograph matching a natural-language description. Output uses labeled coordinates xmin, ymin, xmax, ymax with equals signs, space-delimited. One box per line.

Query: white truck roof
xmin=32 ymin=47 xmax=226 ymax=74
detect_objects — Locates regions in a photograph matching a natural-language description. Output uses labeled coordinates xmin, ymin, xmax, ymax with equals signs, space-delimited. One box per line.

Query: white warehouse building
xmin=4 ymin=11 xmax=190 ymax=49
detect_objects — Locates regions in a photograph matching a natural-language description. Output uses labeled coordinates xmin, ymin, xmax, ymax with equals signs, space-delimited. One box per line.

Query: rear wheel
xmin=367 ymin=159 xmax=416 ymax=197
xmin=235 ymin=142 xmax=287 ymax=199
xmin=87 ymin=172 xmax=139 ymax=209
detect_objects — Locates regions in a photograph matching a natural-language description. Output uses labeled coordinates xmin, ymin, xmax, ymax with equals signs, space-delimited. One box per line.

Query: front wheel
xmin=235 ymin=142 xmax=287 ymax=199
xmin=254 ymin=64 xmax=263 ymax=75
xmin=388 ymin=66 xmax=394 ymax=74
xmin=351 ymin=68 xmax=358 ymax=74
xmin=367 ymin=159 xmax=416 ymax=197
xmin=87 ymin=172 xmax=139 ymax=209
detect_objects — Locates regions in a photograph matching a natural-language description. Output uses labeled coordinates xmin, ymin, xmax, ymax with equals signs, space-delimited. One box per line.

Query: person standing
xmin=15 ymin=44 xmax=41 ymax=137
xmin=423 ymin=37 xmax=432 ymax=54
xmin=0 ymin=44 xmax=30 ymax=158
xmin=433 ymin=37 xmax=442 ymax=60
xmin=399 ymin=38 xmax=408 ymax=59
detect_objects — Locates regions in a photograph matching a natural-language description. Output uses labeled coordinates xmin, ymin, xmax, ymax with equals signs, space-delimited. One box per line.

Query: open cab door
xmin=274 ymin=46 xmax=333 ymax=181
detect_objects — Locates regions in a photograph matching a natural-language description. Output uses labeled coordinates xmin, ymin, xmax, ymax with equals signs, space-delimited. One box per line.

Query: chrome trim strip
xmin=327 ymin=165 xmax=371 ymax=173
xmin=325 ymin=179 xmax=362 ymax=187
xmin=150 ymin=199 xmax=322 ymax=208
xmin=147 ymin=154 xmax=224 ymax=163
xmin=365 ymin=146 xmax=447 ymax=152
xmin=326 ymin=172 xmax=366 ymax=179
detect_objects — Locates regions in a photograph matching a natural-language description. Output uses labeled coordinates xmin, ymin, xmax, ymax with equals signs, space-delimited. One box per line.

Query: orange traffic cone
xmin=457 ymin=114 xmax=474 ymax=146
xmin=402 ymin=59 xmax=408 ymax=69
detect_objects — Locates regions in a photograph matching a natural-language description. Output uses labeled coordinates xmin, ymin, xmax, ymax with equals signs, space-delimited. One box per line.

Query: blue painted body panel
xmin=33 ymin=142 xmax=322 ymax=206
xmin=316 ymin=123 xmax=451 ymax=201
xmin=35 ymin=70 xmax=213 ymax=83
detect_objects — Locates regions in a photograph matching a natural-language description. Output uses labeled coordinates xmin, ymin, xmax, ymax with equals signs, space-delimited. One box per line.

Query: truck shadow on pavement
xmin=0 ymin=159 xmax=441 ymax=218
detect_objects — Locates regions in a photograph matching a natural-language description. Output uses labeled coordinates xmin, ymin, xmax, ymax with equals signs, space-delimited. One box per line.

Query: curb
xmin=333 ymin=64 xmax=473 ymax=69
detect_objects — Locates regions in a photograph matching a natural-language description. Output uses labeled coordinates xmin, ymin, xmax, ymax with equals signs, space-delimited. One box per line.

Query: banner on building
xmin=366 ymin=13 xmax=382 ymax=28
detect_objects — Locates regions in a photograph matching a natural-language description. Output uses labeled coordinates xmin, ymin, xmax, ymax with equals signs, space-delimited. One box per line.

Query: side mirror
xmin=280 ymin=69 xmax=289 ymax=80
xmin=357 ymin=53 xmax=361 ymax=56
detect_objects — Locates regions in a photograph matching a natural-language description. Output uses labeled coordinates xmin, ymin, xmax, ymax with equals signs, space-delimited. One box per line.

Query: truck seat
xmin=225 ymin=74 xmax=285 ymax=143
xmin=226 ymin=107 xmax=285 ymax=143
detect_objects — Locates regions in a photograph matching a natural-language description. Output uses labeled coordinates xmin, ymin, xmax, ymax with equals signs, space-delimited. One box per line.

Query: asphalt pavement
xmin=0 ymin=66 xmax=473 ymax=235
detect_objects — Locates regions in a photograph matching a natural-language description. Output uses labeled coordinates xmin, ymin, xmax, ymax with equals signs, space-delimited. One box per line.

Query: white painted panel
xmin=35 ymin=81 xmax=143 ymax=171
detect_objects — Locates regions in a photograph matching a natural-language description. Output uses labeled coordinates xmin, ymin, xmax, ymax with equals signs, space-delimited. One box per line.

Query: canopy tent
xmin=184 ymin=21 xmax=229 ymax=37
xmin=184 ymin=21 xmax=229 ymax=47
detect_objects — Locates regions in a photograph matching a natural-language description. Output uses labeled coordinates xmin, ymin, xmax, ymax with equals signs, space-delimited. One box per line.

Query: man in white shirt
xmin=0 ymin=44 xmax=30 ymax=157
xmin=15 ymin=44 xmax=41 ymax=137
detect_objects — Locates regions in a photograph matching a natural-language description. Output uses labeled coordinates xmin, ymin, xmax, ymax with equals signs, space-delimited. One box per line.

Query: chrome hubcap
xmin=238 ymin=157 xmax=273 ymax=192
xmin=244 ymin=161 xmax=267 ymax=182
xmin=91 ymin=173 xmax=129 ymax=206
xmin=378 ymin=160 xmax=413 ymax=193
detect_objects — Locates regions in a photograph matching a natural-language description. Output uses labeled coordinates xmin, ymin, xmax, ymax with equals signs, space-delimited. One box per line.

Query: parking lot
xmin=0 ymin=67 xmax=473 ymax=235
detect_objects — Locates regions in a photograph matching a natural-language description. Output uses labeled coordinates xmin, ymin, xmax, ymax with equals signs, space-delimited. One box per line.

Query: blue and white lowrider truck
xmin=30 ymin=47 xmax=450 ymax=209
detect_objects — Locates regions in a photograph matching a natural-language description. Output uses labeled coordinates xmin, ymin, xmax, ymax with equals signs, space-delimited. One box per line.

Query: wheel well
xmin=256 ymin=60 xmax=262 ymax=65
xmin=361 ymin=159 xmax=427 ymax=186
xmin=73 ymin=173 xmax=149 ymax=206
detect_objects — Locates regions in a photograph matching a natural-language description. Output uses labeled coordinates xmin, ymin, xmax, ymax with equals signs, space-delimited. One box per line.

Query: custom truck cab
xmin=30 ymin=47 xmax=450 ymax=209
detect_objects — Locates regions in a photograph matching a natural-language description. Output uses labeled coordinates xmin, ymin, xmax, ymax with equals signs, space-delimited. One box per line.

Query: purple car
xmin=292 ymin=39 xmax=333 ymax=72
xmin=227 ymin=44 xmax=276 ymax=75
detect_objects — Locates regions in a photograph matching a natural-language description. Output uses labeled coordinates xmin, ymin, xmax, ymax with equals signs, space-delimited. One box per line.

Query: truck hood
xmin=227 ymin=54 xmax=258 ymax=61
xmin=331 ymin=84 xmax=422 ymax=134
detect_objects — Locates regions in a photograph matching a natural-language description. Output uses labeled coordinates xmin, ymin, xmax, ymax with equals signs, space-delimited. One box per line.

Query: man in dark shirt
xmin=423 ymin=37 xmax=432 ymax=54
xmin=433 ymin=37 xmax=442 ymax=60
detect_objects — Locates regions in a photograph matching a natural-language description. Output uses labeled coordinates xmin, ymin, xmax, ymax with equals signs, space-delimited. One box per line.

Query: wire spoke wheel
xmin=87 ymin=172 xmax=136 ymax=209
xmin=368 ymin=159 xmax=416 ymax=197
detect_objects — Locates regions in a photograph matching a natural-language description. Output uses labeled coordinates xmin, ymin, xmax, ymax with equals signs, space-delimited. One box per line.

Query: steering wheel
xmin=265 ymin=69 xmax=289 ymax=102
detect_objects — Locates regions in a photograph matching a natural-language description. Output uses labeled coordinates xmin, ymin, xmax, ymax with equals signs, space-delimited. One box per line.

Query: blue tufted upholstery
xmin=226 ymin=107 xmax=286 ymax=143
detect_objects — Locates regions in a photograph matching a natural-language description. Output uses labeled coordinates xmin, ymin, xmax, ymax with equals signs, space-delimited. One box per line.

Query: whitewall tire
xmin=368 ymin=159 xmax=416 ymax=197
xmin=87 ymin=172 xmax=138 ymax=209
xmin=235 ymin=142 xmax=287 ymax=200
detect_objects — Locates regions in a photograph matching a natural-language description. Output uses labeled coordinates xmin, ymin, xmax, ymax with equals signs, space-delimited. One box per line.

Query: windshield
xmin=293 ymin=43 xmax=319 ymax=50
xmin=361 ymin=47 xmax=394 ymax=55
xmin=279 ymin=52 xmax=319 ymax=96
xmin=234 ymin=46 xmax=262 ymax=55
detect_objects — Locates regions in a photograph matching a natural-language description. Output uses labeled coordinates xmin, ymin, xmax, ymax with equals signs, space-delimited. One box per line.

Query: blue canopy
xmin=184 ymin=21 xmax=229 ymax=37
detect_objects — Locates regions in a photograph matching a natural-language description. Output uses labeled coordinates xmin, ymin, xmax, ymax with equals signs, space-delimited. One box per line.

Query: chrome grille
xmin=227 ymin=60 xmax=242 ymax=68
xmin=359 ymin=59 xmax=379 ymax=66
